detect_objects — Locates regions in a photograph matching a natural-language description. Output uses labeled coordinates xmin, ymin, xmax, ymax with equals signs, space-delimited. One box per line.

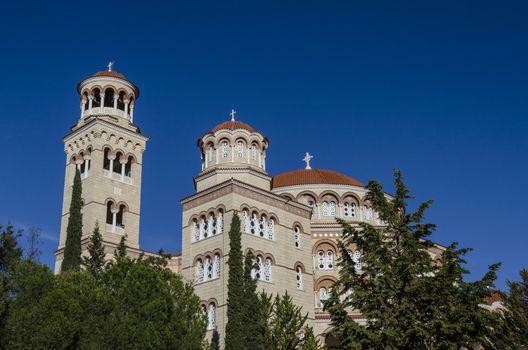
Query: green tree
xmin=267 ymin=292 xmax=308 ymax=350
xmin=82 ymin=221 xmax=106 ymax=277
xmin=116 ymin=233 xmax=128 ymax=258
xmin=242 ymin=252 xmax=265 ymax=350
xmin=494 ymin=269 xmax=528 ymax=349
xmin=61 ymin=168 xmax=83 ymax=272
xmin=326 ymin=170 xmax=500 ymax=349
xmin=302 ymin=326 xmax=322 ymax=350
xmin=225 ymin=212 xmax=245 ymax=350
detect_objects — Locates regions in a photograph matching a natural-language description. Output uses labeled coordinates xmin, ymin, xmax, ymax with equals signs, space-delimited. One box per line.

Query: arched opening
xmin=103 ymin=148 xmax=111 ymax=170
xmin=125 ymin=156 xmax=133 ymax=177
xmin=113 ymin=152 xmax=123 ymax=173
xmin=117 ymin=91 xmax=126 ymax=111
xmin=116 ymin=204 xmax=126 ymax=228
xmin=82 ymin=92 xmax=89 ymax=111
xmin=92 ymin=88 xmax=101 ymax=108
xmin=104 ymin=88 xmax=114 ymax=108
xmin=106 ymin=201 xmax=114 ymax=225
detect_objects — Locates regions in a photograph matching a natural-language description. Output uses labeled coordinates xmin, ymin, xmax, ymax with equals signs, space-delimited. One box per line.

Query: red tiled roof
xmin=211 ymin=120 xmax=255 ymax=133
xmin=272 ymin=168 xmax=364 ymax=188
xmin=94 ymin=70 xmax=127 ymax=80
xmin=483 ymin=292 xmax=502 ymax=304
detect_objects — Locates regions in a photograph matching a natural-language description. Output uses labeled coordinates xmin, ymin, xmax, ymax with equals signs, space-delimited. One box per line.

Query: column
xmin=108 ymin=154 xmax=116 ymax=176
xmin=111 ymin=209 xmax=118 ymax=233
xmin=120 ymin=157 xmax=126 ymax=181
xmin=88 ymin=96 xmax=93 ymax=113
xmin=124 ymin=99 xmax=130 ymax=116
xmin=80 ymin=101 xmax=85 ymax=119
xmin=113 ymin=96 xmax=118 ymax=114
xmin=231 ymin=144 xmax=234 ymax=161
xmin=130 ymin=105 xmax=134 ymax=123
xmin=100 ymin=93 xmax=105 ymax=111
xmin=215 ymin=148 xmax=219 ymax=165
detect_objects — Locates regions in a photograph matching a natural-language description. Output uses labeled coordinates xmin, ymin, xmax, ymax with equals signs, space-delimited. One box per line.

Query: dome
xmin=94 ymin=70 xmax=127 ymax=80
xmin=211 ymin=120 xmax=256 ymax=133
xmin=272 ymin=168 xmax=364 ymax=188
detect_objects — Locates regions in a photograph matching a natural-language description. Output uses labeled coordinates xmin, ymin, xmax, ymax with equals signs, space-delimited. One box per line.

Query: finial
xmin=107 ymin=61 xmax=115 ymax=72
xmin=303 ymin=152 xmax=313 ymax=170
xmin=230 ymin=109 xmax=236 ymax=122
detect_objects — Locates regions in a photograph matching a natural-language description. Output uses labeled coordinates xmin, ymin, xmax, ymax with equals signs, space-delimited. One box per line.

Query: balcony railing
xmin=103 ymin=169 xmax=133 ymax=185
xmin=85 ymin=107 xmax=128 ymax=118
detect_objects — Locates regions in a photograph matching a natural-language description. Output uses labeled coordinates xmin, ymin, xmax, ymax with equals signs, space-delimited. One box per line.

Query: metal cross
xmin=230 ymin=109 xmax=236 ymax=121
xmin=107 ymin=61 xmax=115 ymax=72
xmin=303 ymin=152 xmax=313 ymax=170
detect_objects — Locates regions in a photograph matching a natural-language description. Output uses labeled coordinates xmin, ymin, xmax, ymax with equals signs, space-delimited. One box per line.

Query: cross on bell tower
xmin=230 ymin=109 xmax=236 ymax=122
xmin=303 ymin=152 xmax=313 ymax=170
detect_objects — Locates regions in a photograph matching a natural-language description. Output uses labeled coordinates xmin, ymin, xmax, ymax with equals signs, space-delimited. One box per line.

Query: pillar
xmin=124 ymin=99 xmax=129 ymax=116
xmin=113 ymin=96 xmax=118 ymax=114
xmin=88 ymin=96 xmax=93 ymax=113
xmin=120 ymin=157 xmax=126 ymax=181
xmin=130 ymin=105 xmax=134 ymax=123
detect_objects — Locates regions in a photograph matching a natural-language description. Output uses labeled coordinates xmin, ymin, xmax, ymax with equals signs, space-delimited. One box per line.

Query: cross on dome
xmin=107 ymin=61 xmax=115 ymax=72
xmin=230 ymin=109 xmax=236 ymax=121
xmin=303 ymin=152 xmax=313 ymax=170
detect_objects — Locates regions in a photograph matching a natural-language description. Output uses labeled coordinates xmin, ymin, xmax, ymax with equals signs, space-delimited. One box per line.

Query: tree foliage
xmin=116 ymin=233 xmax=128 ymax=258
xmin=82 ymin=221 xmax=106 ymax=277
xmin=494 ymin=269 xmax=528 ymax=349
xmin=326 ymin=170 xmax=500 ymax=350
xmin=61 ymin=168 xmax=83 ymax=272
xmin=225 ymin=212 xmax=245 ymax=350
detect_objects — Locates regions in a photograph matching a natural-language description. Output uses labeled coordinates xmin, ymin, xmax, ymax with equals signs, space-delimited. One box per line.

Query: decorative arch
xmin=312 ymin=239 xmax=339 ymax=255
xmin=314 ymin=275 xmax=338 ymax=290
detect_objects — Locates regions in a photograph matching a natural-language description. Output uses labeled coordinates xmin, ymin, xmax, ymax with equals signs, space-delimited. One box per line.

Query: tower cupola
xmin=77 ymin=63 xmax=139 ymax=124
xmin=195 ymin=110 xmax=271 ymax=191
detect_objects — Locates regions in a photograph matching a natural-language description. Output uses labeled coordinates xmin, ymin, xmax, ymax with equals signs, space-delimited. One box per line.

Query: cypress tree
xmin=225 ymin=212 xmax=245 ymax=350
xmin=82 ymin=222 xmax=105 ymax=276
xmin=61 ymin=168 xmax=83 ymax=272
xmin=242 ymin=252 xmax=264 ymax=350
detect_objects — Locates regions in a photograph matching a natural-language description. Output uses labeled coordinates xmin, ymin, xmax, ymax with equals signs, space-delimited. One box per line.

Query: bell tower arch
xmin=55 ymin=66 xmax=148 ymax=272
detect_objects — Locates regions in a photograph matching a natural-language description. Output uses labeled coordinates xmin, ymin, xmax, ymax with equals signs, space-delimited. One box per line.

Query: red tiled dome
xmin=94 ymin=70 xmax=127 ymax=80
xmin=272 ymin=169 xmax=364 ymax=188
xmin=211 ymin=120 xmax=255 ymax=133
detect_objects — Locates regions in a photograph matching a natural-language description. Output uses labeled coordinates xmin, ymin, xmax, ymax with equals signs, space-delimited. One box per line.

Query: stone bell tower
xmin=55 ymin=64 xmax=148 ymax=272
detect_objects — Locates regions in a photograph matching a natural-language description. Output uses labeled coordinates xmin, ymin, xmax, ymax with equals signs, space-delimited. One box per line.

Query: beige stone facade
xmin=56 ymin=71 xmax=443 ymax=347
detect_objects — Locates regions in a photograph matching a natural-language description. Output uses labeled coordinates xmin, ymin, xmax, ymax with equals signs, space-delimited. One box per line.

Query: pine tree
xmin=301 ymin=326 xmax=321 ymax=350
xmin=494 ymin=269 xmax=528 ymax=349
xmin=61 ymin=168 xmax=83 ymax=272
xmin=326 ymin=170 xmax=500 ymax=349
xmin=82 ymin=222 xmax=106 ymax=276
xmin=115 ymin=234 xmax=127 ymax=258
xmin=267 ymin=292 xmax=308 ymax=350
xmin=225 ymin=212 xmax=245 ymax=350
xmin=242 ymin=252 xmax=264 ymax=350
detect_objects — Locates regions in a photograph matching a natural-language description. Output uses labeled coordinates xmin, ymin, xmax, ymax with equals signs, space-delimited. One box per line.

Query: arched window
xmin=113 ymin=152 xmax=123 ymax=173
xmin=322 ymin=202 xmax=329 ymax=216
xmin=294 ymin=227 xmax=301 ymax=249
xmin=92 ymin=88 xmax=101 ymax=108
xmin=319 ymin=288 xmax=329 ymax=308
xmin=125 ymin=156 xmax=133 ymax=178
xmin=344 ymin=202 xmax=356 ymax=218
xmin=267 ymin=218 xmax=275 ymax=240
xmin=208 ymin=213 xmax=216 ymax=237
xmin=317 ymin=250 xmax=325 ymax=270
xmin=205 ymin=256 xmax=213 ymax=281
xmin=217 ymin=209 xmax=224 ymax=234
xmin=258 ymin=216 xmax=267 ymax=238
xmin=106 ymin=202 xmax=114 ymax=225
xmin=263 ymin=258 xmax=272 ymax=282
xmin=328 ymin=202 xmax=336 ymax=216
xmin=207 ymin=303 xmax=216 ymax=330
xmin=250 ymin=212 xmax=258 ymax=235
xmin=195 ymin=259 xmax=204 ymax=283
xmin=243 ymin=210 xmax=251 ymax=234
xmin=104 ymin=88 xmax=114 ymax=107
xmin=221 ymin=141 xmax=229 ymax=158
xmin=296 ymin=266 xmax=303 ymax=289
xmin=103 ymin=148 xmax=111 ymax=170
xmin=326 ymin=251 xmax=334 ymax=270
xmin=251 ymin=144 xmax=257 ymax=160
xmin=116 ymin=204 xmax=126 ymax=228
xmin=237 ymin=141 xmax=244 ymax=158
xmin=213 ymin=254 xmax=221 ymax=279
xmin=117 ymin=91 xmax=126 ymax=111
xmin=252 ymin=255 xmax=262 ymax=280
xmin=192 ymin=219 xmax=200 ymax=242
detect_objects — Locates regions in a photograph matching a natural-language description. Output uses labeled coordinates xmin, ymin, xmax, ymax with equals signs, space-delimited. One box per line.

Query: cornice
xmin=63 ymin=117 xmax=149 ymax=142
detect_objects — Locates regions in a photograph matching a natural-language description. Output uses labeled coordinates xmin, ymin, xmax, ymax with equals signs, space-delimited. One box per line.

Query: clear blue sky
xmin=0 ymin=1 xmax=526 ymax=289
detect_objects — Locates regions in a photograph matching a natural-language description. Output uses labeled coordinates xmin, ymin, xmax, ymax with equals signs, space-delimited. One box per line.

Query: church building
xmin=55 ymin=68 xmax=444 ymax=346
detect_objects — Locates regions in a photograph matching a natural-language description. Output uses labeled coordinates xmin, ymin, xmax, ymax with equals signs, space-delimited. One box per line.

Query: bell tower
xmin=55 ymin=65 xmax=148 ymax=272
